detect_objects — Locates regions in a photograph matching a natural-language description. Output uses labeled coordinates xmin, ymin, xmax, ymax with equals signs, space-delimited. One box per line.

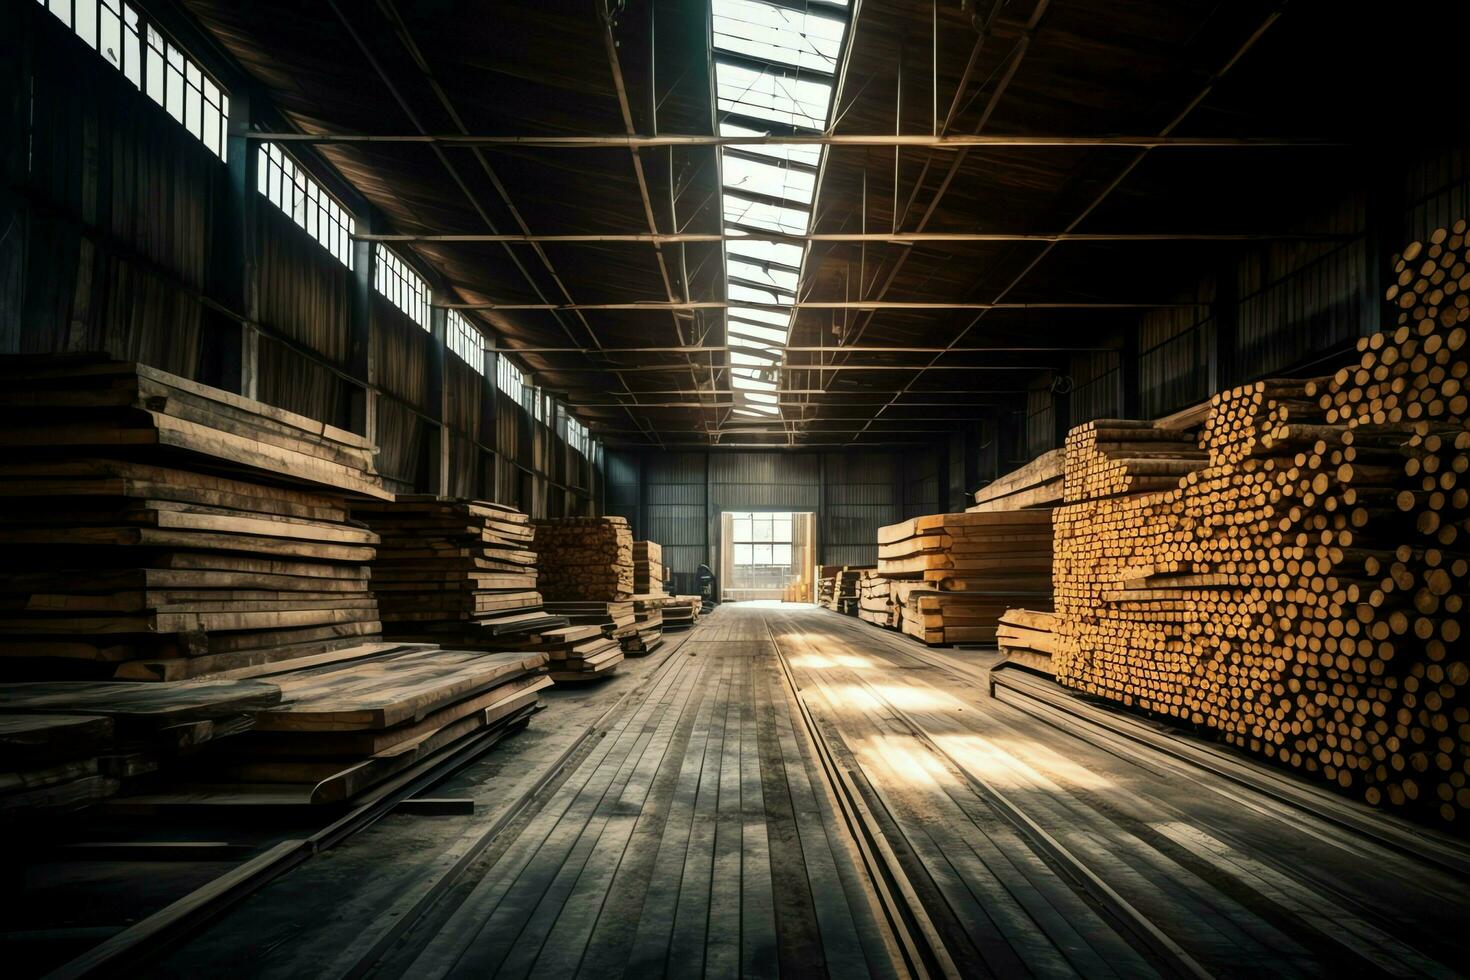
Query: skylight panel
xmin=723 ymin=153 xmax=816 ymax=205
xmin=258 ymin=143 xmax=355 ymax=268
xmin=712 ymin=0 xmax=844 ymax=75
xmin=726 ymin=239 xmax=805 ymax=270
xmin=724 ymin=197 xmax=808 ymax=235
xmin=716 ymin=63 xmax=831 ymax=131
xmin=728 ymin=321 xmax=790 ymax=346
xmin=728 ymin=306 xmax=791 ymax=327
xmin=720 ymin=124 xmax=823 ymax=170
xmin=727 ymin=256 xmax=798 ymax=293
xmin=446 ymin=310 xmax=483 ymax=373
xmin=711 ymin=0 xmax=850 ymax=433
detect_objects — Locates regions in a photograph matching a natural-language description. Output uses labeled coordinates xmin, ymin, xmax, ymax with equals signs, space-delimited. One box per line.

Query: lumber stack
xmin=857 ymin=570 xmax=897 ymax=628
xmin=0 ymin=357 xmax=389 ymax=682
xmin=877 ymin=512 xmax=1052 ymax=644
xmin=1062 ymin=420 xmax=1207 ymax=502
xmin=532 ymin=517 xmax=634 ymax=601
xmin=633 ymin=541 xmax=666 ymax=596
xmin=626 ymin=596 xmax=666 ymax=656
xmin=521 ymin=626 xmax=623 ymax=683
xmin=1053 ymin=219 xmax=1470 ymax=825
xmin=817 ymin=567 xmax=838 ymax=607
xmin=134 ymin=647 xmax=549 ymax=805
xmin=969 ymin=448 xmax=1065 ymax=513
xmin=353 ymin=497 xmax=565 ymax=643
xmin=997 ymin=609 xmax=1060 ymax=677
xmin=661 ymin=595 xmax=702 ymax=630
xmin=826 ymin=567 xmax=863 ymax=614
xmin=0 ymin=678 xmax=281 ymax=815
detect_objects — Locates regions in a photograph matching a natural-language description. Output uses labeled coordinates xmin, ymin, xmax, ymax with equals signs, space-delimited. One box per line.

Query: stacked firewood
xmin=857 ymin=570 xmax=896 ymax=628
xmin=817 ymin=567 xmax=837 ymax=607
xmin=878 ymin=512 xmax=1052 ymax=645
xmin=0 ymin=357 xmax=388 ymax=682
xmin=632 ymin=541 xmax=665 ymax=595
xmin=354 ymin=498 xmax=565 ymax=644
xmin=1054 ymin=220 xmax=1470 ymax=824
xmin=532 ymin=517 xmax=634 ymax=601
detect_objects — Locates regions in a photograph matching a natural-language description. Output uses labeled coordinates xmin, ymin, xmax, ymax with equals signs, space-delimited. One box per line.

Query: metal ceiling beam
xmin=545 ymin=363 xmax=1049 ymax=373
xmin=442 ymin=344 xmax=1114 ymax=353
xmin=360 ymin=231 xmax=1346 ymax=245
xmin=436 ymin=300 xmax=1201 ymax=312
xmin=854 ymin=5 xmax=1290 ymax=443
xmin=247 ymin=132 xmax=1337 ymax=149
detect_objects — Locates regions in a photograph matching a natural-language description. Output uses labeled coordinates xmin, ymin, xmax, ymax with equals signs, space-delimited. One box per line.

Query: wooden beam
xmin=246 ymin=132 xmax=1340 ymax=149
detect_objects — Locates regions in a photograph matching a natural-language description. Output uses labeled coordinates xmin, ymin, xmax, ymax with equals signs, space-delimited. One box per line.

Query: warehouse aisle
xmin=771 ymin=607 xmax=1470 ymax=978
xmin=152 ymin=604 xmax=1470 ymax=978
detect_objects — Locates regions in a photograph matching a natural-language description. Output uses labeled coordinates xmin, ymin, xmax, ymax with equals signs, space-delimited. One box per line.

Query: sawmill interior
xmin=4 ymin=0 xmax=1470 ymax=975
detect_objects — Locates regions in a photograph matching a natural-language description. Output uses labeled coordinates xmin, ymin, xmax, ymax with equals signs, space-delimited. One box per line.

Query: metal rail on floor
xmin=770 ymin=611 xmax=1213 ymax=980
xmin=43 ymin=630 xmax=700 ymax=980
xmin=764 ymin=617 xmax=959 ymax=980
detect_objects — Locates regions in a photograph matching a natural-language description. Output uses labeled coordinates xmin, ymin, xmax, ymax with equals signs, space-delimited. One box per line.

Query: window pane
xmin=754 ymin=519 xmax=772 ymax=542
xmin=733 ymin=516 xmax=752 ymax=541
xmin=753 ymin=544 xmax=773 ymax=564
xmin=774 ymin=517 xmax=791 ymax=540
xmin=735 ymin=544 xmax=753 ymax=565
xmin=774 ymin=544 xmax=792 ymax=565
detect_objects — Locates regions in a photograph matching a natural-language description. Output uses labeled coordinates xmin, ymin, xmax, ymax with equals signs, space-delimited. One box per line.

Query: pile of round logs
xmin=1055 ymin=222 xmax=1470 ymax=825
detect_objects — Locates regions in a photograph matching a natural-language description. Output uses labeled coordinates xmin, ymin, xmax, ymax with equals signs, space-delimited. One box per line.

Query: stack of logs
xmin=1054 ymin=219 xmax=1470 ymax=825
xmin=0 ymin=357 xmax=390 ymax=683
xmin=817 ymin=568 xmax=837 ymax=607
xmin=878 ymin=512 xmax=1053 ymax=645
xmin=660 ymin=596 xmax=702 ymax=631
xmin=354 ymin=498 xmax=566 ymax=645
xmin=1063 ymin=420 xmax=1205 ymax=500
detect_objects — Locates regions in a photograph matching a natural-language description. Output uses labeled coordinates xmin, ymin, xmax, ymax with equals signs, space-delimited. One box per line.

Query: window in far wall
xmin=730 ymin=511 xmax=793 ymax=566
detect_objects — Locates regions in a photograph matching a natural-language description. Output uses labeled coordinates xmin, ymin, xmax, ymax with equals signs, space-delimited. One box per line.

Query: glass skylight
xmin=712 ymin=0 xmax=850 ymax=428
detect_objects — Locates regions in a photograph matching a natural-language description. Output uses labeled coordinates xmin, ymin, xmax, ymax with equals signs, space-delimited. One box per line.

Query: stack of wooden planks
xmin=968 ymin=448 xmax=1065 ymax=513
xmin=817 ymin=567 xmax=838 ymax=607
xmin=532 ymin=517 xmax=634 ymax=601
xmin=856 ymin=570 xmax=896 ymax=628
xmin=0 ymin=357 xmax=391 ymax=682
xmin=825 ymin=567 xmax=864 ymax=614
xmin=0 ymin=678 xmax=280 ymax=815
xmin=137 ymin=647 xmax=549 ymax=805
xmin=877 ymin=512 xmax=1053 ymax=644
xmin=625 ymin=596 xmax=665 ymax=657
xmin=660 ymin=595 xmax=701 ymax=631
xmin=353 ymin=497 xmax=565 ymax=643
xmin=996 ymin=609 xmax=1061 ymax=677
xmin=1052 ymin=219 xmax=1470 ymax=825
xmin=520 ymin=626 xmax=624 ymax=683
xmin=632 ymin=541 xmax=665 ymax=595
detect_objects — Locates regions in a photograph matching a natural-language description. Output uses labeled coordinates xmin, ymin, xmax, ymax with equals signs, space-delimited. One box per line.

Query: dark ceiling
xmin=176 ymin=0 xmax=1470 ymax=448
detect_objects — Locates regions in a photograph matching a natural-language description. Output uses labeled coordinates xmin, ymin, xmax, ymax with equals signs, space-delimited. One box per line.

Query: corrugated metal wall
xmin=606 ymin=448 xmax=942 ymax=574
xmin=824 ymin=452 xmax=899 ymax=567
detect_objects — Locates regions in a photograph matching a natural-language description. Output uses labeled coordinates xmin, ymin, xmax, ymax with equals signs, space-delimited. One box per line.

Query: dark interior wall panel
xmin=1067 ymin=349 xmax=1122 ymax=428
xmin=823 ymin=452 xmax=898 ymax=568
xmin=257 ymin=335 xmax=346 ymax=428
xmin=370 ymin=297 xmax=431 ymax=411
xmin=374 ymin=395 xmax=423 ymax=492
xmin=707 ymin=453 xmax=819 ymax=512
xmin=1140 ymin=286 xmax=1217 ymax=420
xmin=444 ymin=357 xmax=482 ymax=442
xmin=255 ymin=204 xmax=350 ymax=364
xmin=3 ymin=10 xmax=221 ymax=377
xmin=645 ymin=453 xmax=707 ymax=577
